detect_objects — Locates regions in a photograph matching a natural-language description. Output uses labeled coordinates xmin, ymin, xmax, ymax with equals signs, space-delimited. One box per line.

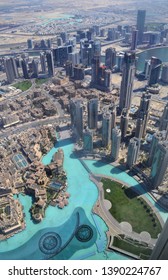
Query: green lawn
xmin=13 ymin=80 xmax=32 ymax=91
xmin=35 ymin=78 xmax=49 ymax=85
xmin=113 ymin=236 xmax=152 ymax=259
xmin=102 ymin=178 xmax=162 ymax=238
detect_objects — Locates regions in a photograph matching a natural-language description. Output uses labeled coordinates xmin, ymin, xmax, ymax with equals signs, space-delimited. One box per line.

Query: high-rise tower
xmin=46 ymin=51 xmax=54 ymax=76
xmin=109 ymin=103 xmax=116 ymax=129
xmin=88 ymin=98 xmax=98 ymax=129
xmin=148 ymin=130 xmax=167 ymax=166
xmin=102 ymin=112 xmax=112 ymax=147
xmin=32 ymin=59 xmax=39 ymax=78
xmin=119 ymin=52 xmax=136 ymax=112
xmin=135 ymin=114 xmax=144 ymax=139
xmin=80 ymin=39 xmax=93 ymax=66
xmin=161 ymin=63 xmax=168 ymax=83
xmin=105 ymin=48 xmax=116 ymax=69
xmin=148 ymin=57 xmax=162 ymax=86
xmin=136 ymin=10 xmax=146 ymax=45
xmin=135 ymin=92 xmax=151 ymax=139
xmin=40 ymin=52 xmax=46 ymax=74
xmin=65 ymin=60 xmax=73 ymax=77
xmin=150 ymin=219 xmax=168 ymax=260
xmin=70 ymin=99 xmax=83 ymax=138
xmin=111 ymin=127 xmax=121 ymax=161
xmin=83 ymin=129 xmax=93 ymax=152
xmin=127 ymin=137 xmax=140 ymax=168
xmin=150 ymin=141 xmax=168 ymax=188
xmin=91 ymin=55 xmax=100 ymax=84
xmin=120 ymin=108 xmax=129 ymax=141
xmin=27 ymin=39 xmax=33 ymax=49
xmin=131 ymin=29 xmax=138 ymax=51
xmin=21 ymin=59 xmax=29 ymax=79
xmin=4 ymin=57 xmax=18 ymax=83
xmin=159 ymin=102 xmax=168 ymax=132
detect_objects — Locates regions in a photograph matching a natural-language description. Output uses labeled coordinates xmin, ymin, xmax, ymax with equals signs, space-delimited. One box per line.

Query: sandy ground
xmin=0 ymin=0 xmax=168 ymax=46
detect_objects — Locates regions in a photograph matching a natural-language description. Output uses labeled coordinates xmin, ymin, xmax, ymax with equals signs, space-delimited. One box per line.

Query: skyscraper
xmin=102 ymin=112 xmax=111 ymax=147
xmin=80 ymin=39 xmax=93 ymax=66
xmin=21 ymin=59 xmax=29 ymax=79
xmin=150 ymin=141 xmax=168 ymax=188
xmin=144 ymin=59 xmax=151 ymax=79
xmin=100 ymin=29 xmax=105 ymax=37
xmin=120 ymin=108 xmax=129 ymax=141
xmin=159 ymin=102 xmax=168 ymax=131
xmin=41 ymin=39 xmax=47 ymax=49
xmin=68 ymin=51 xmax=80 ymax=66
xmin=135 ymin=114 xmax=144 ymax=139
xmin=86 ymin=30 xmax=94 ymax=41
xmin=53 ymin=45 xmax=73 ymax=67
xmin=4 ymin=58 xmax=15 ymax=83
xmin=65 ymin=60 xmax=73 ymax=77
xmin=148 ymin=130 xmax=167 ymax=166
xmin=107 ymin=28 xmax=116 ymax=41
xmin=149 ymin=32 xmax=160 ymax=46
xmin=88 ymin=98 xmax=98 ymax=129
xmin=119 ymin=52 xmax=136 ymax=112
xmin=148 ymin=57 xmax=162 ymax=86
xmin=27 ymin=39 xmax=33 ymax=49
xmin=40 ymin=52 xmax=46 ymax=74
xmin=68 ymin=37 xmax=76 ymax=52
xmin=92 ymin=40 xmax=101 ymax=57
xmin=116 ymin=52 xmax=124 ymax=71
xmin=135 ymin=92 xmax=151 ymax=139
xmin=4 ymin=57 xmax=18 ymax=83
xmin=47 ymin=39 xmax=52 ymax=49
xmin=127 ymin=137 xmax=140 ymax=168
xmin=109 ymin=103 xmax=116 ymax=129
xmin=91 ymin=55 xmax=100 ymax=84
xmin=136 ymin=10 xmax=146 ymax=44
xmin=83 ymin=129 xmax=93 ymax=152
xmin=104 ymin=69 xmax=112 ymax=91
xmin=70 ymin=99 xmax=83 ymax=138
xmin=93 ymin=25 xmax=100 ymax=36
xmin=91 ymin=56 xmax=112 ymax=92
xmin=32 ymin=59 xmax=39 ymax=78
xmin=150 ymin=219 xmax=168 ymax=260
xmin=60 ymin=32 xmax=68 ymax=43
xmin=131 ymin=29 xmax=138 ymax=50
xmin=57 ymin=37 xmax=63 ymax=47
xmin=46 ymin=51 xmax=54 ymax=76
xmin=111 ymin=127 xmax=121 ymax=161
xmin=105 ymin=48 xmax=116 ymax=70
xmin=161 ymin=63 xmax=168 ymax=83
xmin=73 ymin=64 xmax=85 ymax=80
xmin=11 ymin=57 xmax=19 ymax=79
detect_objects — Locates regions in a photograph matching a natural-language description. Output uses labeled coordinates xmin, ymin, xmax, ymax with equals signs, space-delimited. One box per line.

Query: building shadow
xmin=110 ymin=167 xmax=122 ymax=175
xmin=56 ymin=138 xmax=73 ymax=148
xmin=93 ymin=160 xmax=108 ymax=168
xmin=124 ymin=187 xmax=140 ymax=199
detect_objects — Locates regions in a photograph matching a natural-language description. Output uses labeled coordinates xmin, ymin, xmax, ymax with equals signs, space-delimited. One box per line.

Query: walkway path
xmin=79 ymin=159 xmax=93 ymax=175
xmin=90 ymin=174 xmax=161 ymax=248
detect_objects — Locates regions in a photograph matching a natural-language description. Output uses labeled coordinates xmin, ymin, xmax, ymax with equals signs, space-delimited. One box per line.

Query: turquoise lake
xmin=0 ymin=136 xmax=167 ymax=260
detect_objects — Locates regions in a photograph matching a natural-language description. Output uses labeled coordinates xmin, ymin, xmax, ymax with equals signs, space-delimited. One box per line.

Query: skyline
xmin=0 ymin=1 xmax=168 ymax=261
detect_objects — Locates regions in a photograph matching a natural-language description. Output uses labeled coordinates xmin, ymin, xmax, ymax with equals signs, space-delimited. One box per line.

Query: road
xmin=0 ymin=115 xmax=71 ymax=138
xmin=134 ymin=91 xmax=168 ymax=104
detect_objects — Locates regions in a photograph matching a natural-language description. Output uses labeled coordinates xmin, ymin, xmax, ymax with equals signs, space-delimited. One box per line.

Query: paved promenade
xmin=90 ymin=174 xmax=162 ymax=249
